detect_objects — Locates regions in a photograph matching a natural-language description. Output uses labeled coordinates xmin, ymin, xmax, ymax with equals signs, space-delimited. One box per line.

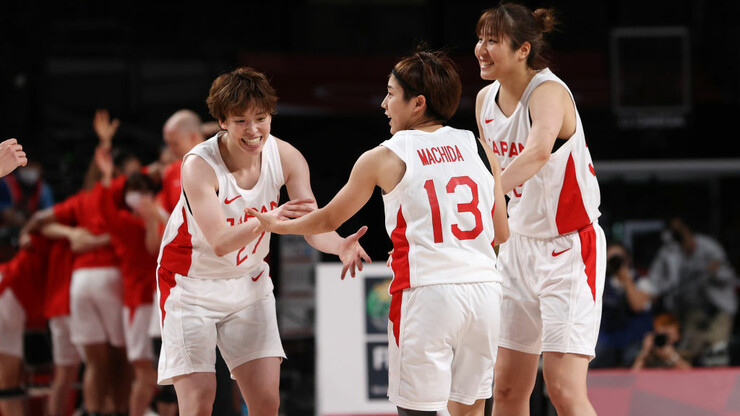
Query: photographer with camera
xmin=592 ymin=243 xmax=653 ymax=368
xmin=632 ymin=312 xmax=692 ymax=370
xmin=636 ymin=217 xmax=738 ymax=366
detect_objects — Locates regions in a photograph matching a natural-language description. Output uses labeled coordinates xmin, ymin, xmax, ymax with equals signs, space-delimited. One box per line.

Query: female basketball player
xmin=156 ymin=67 xmax=370 ymax=416
xmin=474 ymin=4 xmax=606 ymax=415
xmin=249 ymin=50 xmax=509 ymax=416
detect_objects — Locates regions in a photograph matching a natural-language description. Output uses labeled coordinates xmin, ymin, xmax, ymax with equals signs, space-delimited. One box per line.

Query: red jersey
xmin=157 ymin=161 xmax=181 ymax=214
xmin=44 ymin=239 xmax=74 ymax=319
xmin=98 ymin=185 xmax=157 ymax=312
xmin=0 ymin=234 xmax=52 ymax=328
xmin=53 ymin=187 xmax=119 ymax=270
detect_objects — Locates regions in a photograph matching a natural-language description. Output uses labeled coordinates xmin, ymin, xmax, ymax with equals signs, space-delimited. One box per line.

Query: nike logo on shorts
xmin=225 ymin=195 xmax=242 ymax=204
xmin=552 ymin=248 xmax=571 ymax=257
xmin=251 ymin=271 xmax=264 ymax=282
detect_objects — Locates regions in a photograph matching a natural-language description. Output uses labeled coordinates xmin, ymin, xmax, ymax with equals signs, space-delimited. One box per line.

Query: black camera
xmin=653 ymin=333 xmax=668 ymax=347
xmin=606 ymin=255 xmax=625 ymax=276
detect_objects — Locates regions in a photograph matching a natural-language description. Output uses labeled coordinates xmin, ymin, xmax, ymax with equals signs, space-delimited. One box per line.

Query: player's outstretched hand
xmin=339 ymin=226 xmax=371 ymax=280
xmin=245 ymin=198 xmax=315 ymax=233
xmin=93 ymin=109 xmax=120 ymax=149
xmin=0 ymin=138 xmax=27 ymax=178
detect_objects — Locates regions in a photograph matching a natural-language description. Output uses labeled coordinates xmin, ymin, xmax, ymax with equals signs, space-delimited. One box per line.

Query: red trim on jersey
xmin=389 ymin=206 xmax=410 ymax=295
xmin=157 ymin=267 xmax=176 ymax=325
xmin=159 ymin=207 xmax=193 ymax=276
xmin=389 ymin=290 xmax=403 ymax=347
xmin=579 ymin=224 xmax=597 ymax=301
xmin=555 ymin=154 xmax=590 ymax=235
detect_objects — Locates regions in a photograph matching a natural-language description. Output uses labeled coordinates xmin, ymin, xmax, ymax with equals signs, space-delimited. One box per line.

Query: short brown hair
xmin=476 ymin=2 xmax=558 ymax=70
xmin=206 ymin=67 xmax=278 ymax=122
xmin=391 ymin=50 xmax=461 ymax=123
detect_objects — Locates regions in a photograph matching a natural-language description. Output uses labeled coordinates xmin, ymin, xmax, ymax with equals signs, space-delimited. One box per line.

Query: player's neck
xmin=498 ymin=67 xmax=537 ymax=102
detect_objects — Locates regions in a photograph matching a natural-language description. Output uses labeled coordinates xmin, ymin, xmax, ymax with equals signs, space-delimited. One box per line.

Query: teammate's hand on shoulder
xmin=339 ymin=226 xmax=371 ymax=280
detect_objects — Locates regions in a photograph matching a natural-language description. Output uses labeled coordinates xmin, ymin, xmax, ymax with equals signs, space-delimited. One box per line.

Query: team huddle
xmin=0 ymin=3 xmax=606 ymax=416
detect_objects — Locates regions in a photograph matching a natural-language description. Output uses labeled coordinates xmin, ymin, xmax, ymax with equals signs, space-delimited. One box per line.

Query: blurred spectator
xmin=636 ymin=217 xmax=738 ymax=366
xmin=591 ymin=243 xmax=653 ymax=368
xmin=0 ymin=159 xmax=55 ymax=248
xmin=632 ymin=312 xmax=691 ymax=370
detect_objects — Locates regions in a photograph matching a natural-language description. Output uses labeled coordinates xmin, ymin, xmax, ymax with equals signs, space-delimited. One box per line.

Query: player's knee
xmin=246 ymin=392 xmax=280 ymax=416
xmin=493 ymin=382 xmax=528 ymax=403
xmin=178 ymin=386 xmax=216 ymax=415
xmin=543 ymin=378 xmax=582 ymax=410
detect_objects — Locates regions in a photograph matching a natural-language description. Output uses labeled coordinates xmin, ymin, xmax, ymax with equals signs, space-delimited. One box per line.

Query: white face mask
xmin=16 ymin=168 xmax=40 ymax=185
xmin=125 ymin=192 xmax=144 ymax=211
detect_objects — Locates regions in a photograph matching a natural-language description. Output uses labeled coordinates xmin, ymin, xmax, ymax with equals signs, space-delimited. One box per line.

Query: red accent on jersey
xmin=224 ymin=195 xmax=242 ymax=204
xmin=579 ymin=224 xmax=597 ymax=301
xmin=389 ymin=206 xmax=410 ymax=295
xmin=589 ymin=163 xmax=596 ymax=176
xmin=157 ymin=267 xmax=176 ymax=325
xmin=251 ymin=271 xmax=264 ymax=282
xmin=485 ymin=118 xmax=494 ymax=124
xmin=423 ymin=180 xmax=443 ymax=243
xmin=555 ymin=154 xmax=591 ymax=235
xmin=389 ymin=291 xmax=403 ymax=347
xmin=159 ymin=207 xmax=193 ymax=276
xmin=552 ymin=248 xmax=571 ymax=257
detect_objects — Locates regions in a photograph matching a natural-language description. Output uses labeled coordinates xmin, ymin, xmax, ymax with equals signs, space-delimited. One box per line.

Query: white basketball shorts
xmin=157 ymin=267 xmax=285 ymax=385
xmin=497 ymin=222 xmax=606 ymax=357
xmin=69 ymin=267 xmax=125 ymax=347
xmin=123 ymin=304 xmax=155 ymax=362
xmin=387 ymin=281 xmax=502 ymax=411
xmin=49 ymin=316 xmax=84 ymax=365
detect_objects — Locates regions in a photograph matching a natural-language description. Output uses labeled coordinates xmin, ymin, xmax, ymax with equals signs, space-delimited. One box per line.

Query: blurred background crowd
xmin=1 ymin=0 xmax=739 ymax=415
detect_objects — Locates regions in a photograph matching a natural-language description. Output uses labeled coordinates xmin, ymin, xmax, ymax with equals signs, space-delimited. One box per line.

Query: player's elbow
xmin=495 ymin=229 xmax=510 ymax=246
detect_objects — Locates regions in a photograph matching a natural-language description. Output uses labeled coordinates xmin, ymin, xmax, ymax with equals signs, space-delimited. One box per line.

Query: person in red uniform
xmin=0 ymin=233 xmax=51 ymax=416
xmin=96 ymin=144 xmax=161 ymax=416
xmin=23 ymin=184 xmax=128 ymax=416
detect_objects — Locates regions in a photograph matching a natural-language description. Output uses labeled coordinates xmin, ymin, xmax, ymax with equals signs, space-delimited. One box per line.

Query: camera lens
xmin=653 ymin=333 xmax=668 ymax=347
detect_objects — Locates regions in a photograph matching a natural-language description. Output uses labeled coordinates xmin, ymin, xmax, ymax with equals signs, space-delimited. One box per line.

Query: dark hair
xmin=206 ymin=67 xmax=278 ymax=122
xmin=476 ymin=2 xmax=558 ymax=70
xmin=124 ymin=172 xmax=157 ymax=194
xmin=391 ymin=50 xmax=462 ymax=123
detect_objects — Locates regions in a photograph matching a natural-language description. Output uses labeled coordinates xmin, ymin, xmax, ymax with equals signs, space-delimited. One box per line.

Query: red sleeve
xmin=109 ymin=175 xmax=128 ymax=209
xmin=52 ymin=192 xmax=81 ymax=226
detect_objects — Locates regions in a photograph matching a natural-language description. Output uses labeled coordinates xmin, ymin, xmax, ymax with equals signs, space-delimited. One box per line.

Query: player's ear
xmin=414 ymin=95 xmax=427 ymax=114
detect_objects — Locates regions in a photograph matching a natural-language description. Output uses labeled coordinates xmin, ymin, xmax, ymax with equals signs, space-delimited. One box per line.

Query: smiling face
xmin=219 ymin=105 xmax=272 ymax=155
xmin=475 ymin=33 xmax=523 ymax=81
xmin=380 ymin=75 xmax=420 ymax=134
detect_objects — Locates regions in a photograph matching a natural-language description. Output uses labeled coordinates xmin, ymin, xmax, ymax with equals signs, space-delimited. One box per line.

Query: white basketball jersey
xmin=158 ymin=133 xmax=284 ymax=284
xmin=381 ymin=126 xmax=502 ymax=295
xmin=480 ymin=68 xmax=601 ymax=238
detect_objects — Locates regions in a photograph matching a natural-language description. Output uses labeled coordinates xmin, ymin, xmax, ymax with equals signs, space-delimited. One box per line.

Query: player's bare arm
xmin=500 ymin=81 xmax=572 ymax=194
xmin=181 ymin=154 xmax=269 ymax=256
xmin=475 ymin=85 xmax=510 ymax=246
xmin=277 ymin=138 xmax=371 ymax=259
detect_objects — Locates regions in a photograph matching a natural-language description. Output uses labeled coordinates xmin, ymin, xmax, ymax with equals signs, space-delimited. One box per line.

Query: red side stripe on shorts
xmin=157 ymin=267 xmax=176 ymax=325
xmin=389 ymin=206 xmax=410 ymax=295
xmin=579 ymin=224 xmax=597 ymax=301
xmin=389 ymin=291 xmax=403 ymax=347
